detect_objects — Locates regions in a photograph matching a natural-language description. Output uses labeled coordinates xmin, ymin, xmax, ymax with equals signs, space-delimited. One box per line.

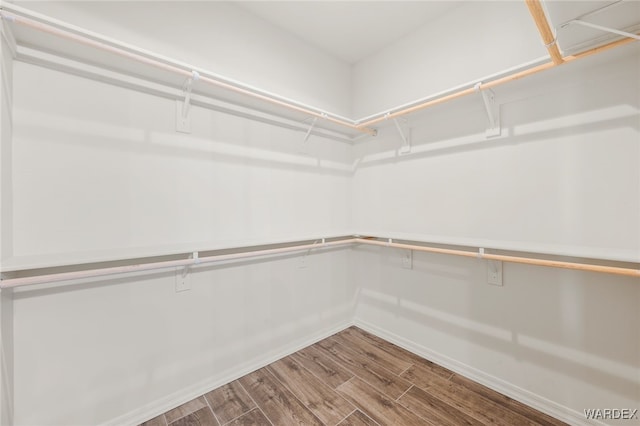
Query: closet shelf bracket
xmin=176 ymin=70 xmax=200 ymax=133
xmin=387 ymin=114 xmax=411 ymax=154
xmin=474 ymin=82 xmax=501 ymax=138
xmin=302 ymin=114 xmax=324 ymax=143
xmin=561 ymin=20 xmax=640 ymax=41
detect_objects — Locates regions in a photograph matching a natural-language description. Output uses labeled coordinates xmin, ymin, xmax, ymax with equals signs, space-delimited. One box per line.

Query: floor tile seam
xmin=339 ymin=377 xmax=437 ymax=426
xmin=219 ymin=407 xmax=262 ymax=426
xmin=290 ymin=351 xmax=356 ymax=390
xmin=332 ymin=408 xmax=357 ymax=426
xmin=311 ymin=344 xmax=366 ymax=388
xmin=355 ymin=409 xmax=383 ymax=426
xmin=326 ymin=339 xmax=413 ymax=395
xmin=236 ymin=379 xmax=276 ymax=426
xmin=400 ymin=390 xmax=469 ymax=426
xmin=411 ymin=383 xmax=508 ymax=426
xmin=394 ymin=384 xmax=414 ymax=402
xmin=165 ymin=398 xmax=207 ymax=425
xmin=261 ymin=367 xmax=326 ymax=425
xmin=428 ymin=377 xmax=542 ymax=426
xmin=338 ymin=331 xmax=415 ymax=374
xmin=397 ymin=363 xmax=414 ymax=378
xmin=263 ymin=363 xmax=328 ymax=414
xmin=394 ymin=385 xmax=473 ymax=426
xmin=265 ymin=366 xmax=331 ymax=424
xmin=350 ymin=329 xmax=452 ymax=376
xmin=201 ymin=389 xmax=222 ymax=426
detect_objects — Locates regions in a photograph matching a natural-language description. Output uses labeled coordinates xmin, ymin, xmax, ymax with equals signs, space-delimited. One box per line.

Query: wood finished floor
xmin=140 ymin=327 xmax=566 ymax=426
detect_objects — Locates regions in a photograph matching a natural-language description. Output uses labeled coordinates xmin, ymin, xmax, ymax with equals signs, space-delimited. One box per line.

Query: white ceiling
xmin=236 ymin=1 xmax=640 ymax=63
xmin=235 ymin=1 xmax=462 ymax=64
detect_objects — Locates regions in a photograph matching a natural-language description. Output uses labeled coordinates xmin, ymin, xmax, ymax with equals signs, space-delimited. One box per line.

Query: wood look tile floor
xmin=140 ymin=327 xmax=566 ymax=426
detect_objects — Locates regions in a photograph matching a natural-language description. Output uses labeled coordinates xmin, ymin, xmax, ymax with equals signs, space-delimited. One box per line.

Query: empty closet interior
xmin=0 ymin=1 xmax=638 ymax=425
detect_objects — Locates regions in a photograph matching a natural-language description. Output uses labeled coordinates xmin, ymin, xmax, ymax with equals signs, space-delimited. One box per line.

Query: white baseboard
xmin=105 ymin=318 xmax=610 ymax=426
xmin=353 ymin=319 xmax=607 ymax=426
xmin=103 ymin=320 xmax=352 ymax=426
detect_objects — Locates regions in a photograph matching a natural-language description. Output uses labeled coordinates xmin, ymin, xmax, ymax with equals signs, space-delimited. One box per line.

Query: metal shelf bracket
xmin=474 ymin=82 xmax=501 ymax=138
xmin=386 ymin=114 xmax=411 ymax=154
xmin=562 ymin=20 xmax=640 ymax=41
xmin=176 ymin=70 xmax=199 ymax=133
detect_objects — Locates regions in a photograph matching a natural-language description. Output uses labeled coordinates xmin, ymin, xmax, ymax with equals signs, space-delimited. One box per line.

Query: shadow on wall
xmin=13 ymin=108 xmax=353 ymax=177
xmin=354 ymin=246 xmax=639 ymax=404
xmin=13 ymin=62 xmax=353 ymax=177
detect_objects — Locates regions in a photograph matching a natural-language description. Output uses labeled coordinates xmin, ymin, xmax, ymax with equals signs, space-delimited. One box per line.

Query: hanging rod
xmin=356 ymin=237 xmax=640 ymax=278
xmin=525 ymin=0 xmax=564 ymax=65
xmin=355 ymin=32 xmax=638 ymax=128
xmin=1 ymin=235 xmax=637 ymax=289
xmin=0 ymin=237 xmax=357 ymax=289
xmin=0 ymin=10 xmax=376 ymax=136
xmin=355 ymin=238 xmax=640 ymax=278
xmin=560 ymin=0 xmax=624 ymax=26
xmin=3 ymin=3 xmax=637 ymax=138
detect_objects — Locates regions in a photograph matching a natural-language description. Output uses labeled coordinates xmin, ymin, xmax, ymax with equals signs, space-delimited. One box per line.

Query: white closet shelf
xmin=0 ymin=232 xmax=355 ymax=272
xmin=0 ymin=3 xmax=373 ymax=140
xmin=2 ymin=2 xmax=639 ymax=142
xmin=1 ymin=234 xmax=638 ymax=289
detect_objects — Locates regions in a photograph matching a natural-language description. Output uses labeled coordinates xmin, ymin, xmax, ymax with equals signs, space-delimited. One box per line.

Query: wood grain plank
xmin=291 ymin=346 xmax=354 ymax=389
xmin=348 ymin=327 xmax=454 ymax=379
xmin=168 ymin=407 xmax=218 ymax=426
xmin=165 ymin=397 xmax=209 ymax=424
xmin=336 ymin=378 xmax=426 ymax=426
xmin=140 ymin=414 xmax=167 ymax=426
xmin=316 ymin=339 xmax=412 ymax=399
xmin=450 ymin=374 xmax=567 ymax=426
xmin=225 ymin=408 xmax=271 ymax=426
xmin=336 ymin=410 xmax=380 ymax=426
xmin=204 ymin=381 xmax=256 ymax=425
xmin=267 ymin=356 xmax=354 ymax=425
xmin=404 ymin=364 xmax=539 ymax=426
xmin=398 ymin=385 xmax=483 ymax=426
xmin=332 ymin=329 xmax=412 ymax=375
xmin=290 ymin=345 xmax=354 ymax=389
xmin=239 ymin=368 xmax=323 ymax=426
xmin=401 ymin=364 xmax=451 ymax=389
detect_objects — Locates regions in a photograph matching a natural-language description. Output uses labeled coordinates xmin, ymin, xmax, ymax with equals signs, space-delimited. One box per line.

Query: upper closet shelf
xmin=0 ymin=2 xmax=374 ymax=141
xmin=1 ymin=1 xmax=639 ymax=142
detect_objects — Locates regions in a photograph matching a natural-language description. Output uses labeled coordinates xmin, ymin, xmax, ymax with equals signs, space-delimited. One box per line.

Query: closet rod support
xmin=474 ymin=83 xmax=501 ymax=138
xmin=181 ymin=71 xmax=199 ymax=119
xmin=562 ymin=20 xmax=640 ymax=41
xmin=302 ymin=116 xmax=319 ymax=143
xmin=176 ymin=70 xmax=199 ymax=133
xmin=387 ymin=114 xmax=411 ymax=154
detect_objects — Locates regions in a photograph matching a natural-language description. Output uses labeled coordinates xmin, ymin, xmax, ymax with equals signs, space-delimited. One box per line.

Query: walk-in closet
xmin=0 ymin=1 xmax=638 ymax=425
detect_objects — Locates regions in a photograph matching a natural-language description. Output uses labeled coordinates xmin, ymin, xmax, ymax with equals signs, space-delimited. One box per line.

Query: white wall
xmin=0 ymin=18 xmax=15 ymax=426
xmin=13 ymin=249 xmax=356 ymax=426
xmin=15 ymin=1 xmax=353 ymax=117
xmin=352 ymin=1 xmax=548 ymax=118
xmin=352 ymin=48 xmax=640 ymax=261
xmin=3 ymin=2 xmax=640 ymax=425
xmin=11 ymin=62 xmax=352 ymax=263
xmin=8 ymin=7 xmax=356 ymax=424
xmin=353 ymin=247 xmax=639 ymax=424
xmin=351 ymin=44 xmax=640 ymax=423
